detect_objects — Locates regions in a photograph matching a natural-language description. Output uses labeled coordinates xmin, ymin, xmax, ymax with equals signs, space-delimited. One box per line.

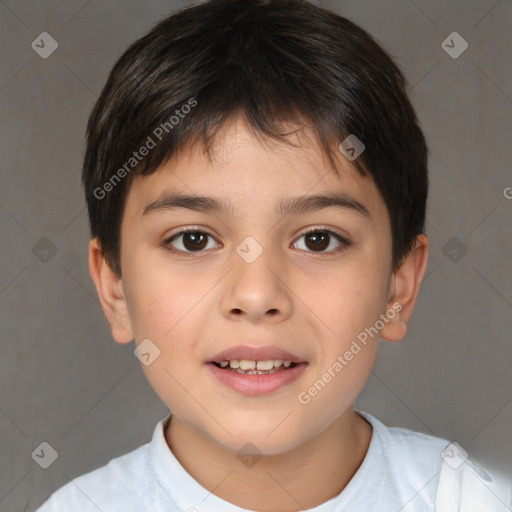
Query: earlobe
xmin=380 ymin=312 xmax=407 ymax=342
xmin=380 ymin=234 xmax=429 ymax=343
xmin=88 ymin=238 xmax=134 ymax=344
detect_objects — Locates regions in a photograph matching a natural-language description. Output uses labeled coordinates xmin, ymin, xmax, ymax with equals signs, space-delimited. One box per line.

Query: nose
xmin=220 ymin=244 xmax=293 ymax=324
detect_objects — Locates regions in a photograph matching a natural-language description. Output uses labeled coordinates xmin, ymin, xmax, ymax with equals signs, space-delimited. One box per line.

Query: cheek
xmin=127 ymin=285 xmax=179 ymax=340
xmin=125 ymin=257 xmax=209 ymax=340
xmin=311 ymin=263 xmax=386 ymax=332
xmin=302 ymin=262 xmax=388 ymax=390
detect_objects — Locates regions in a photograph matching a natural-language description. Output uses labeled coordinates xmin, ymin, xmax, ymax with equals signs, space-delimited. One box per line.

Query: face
xmin=114 ymin=117 xmax=397 ymax=454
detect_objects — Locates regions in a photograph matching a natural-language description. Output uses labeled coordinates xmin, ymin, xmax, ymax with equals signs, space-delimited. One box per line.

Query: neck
xmin=165 ymin=408 xmax=372 ymax=511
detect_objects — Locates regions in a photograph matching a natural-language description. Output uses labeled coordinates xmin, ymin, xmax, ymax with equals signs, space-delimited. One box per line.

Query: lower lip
xmin=206 ymin=363 xmax=308 ymax=396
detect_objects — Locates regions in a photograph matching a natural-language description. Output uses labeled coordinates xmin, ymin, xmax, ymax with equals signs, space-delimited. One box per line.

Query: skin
xmin=89 ymin=115 xmax=429 ymax=511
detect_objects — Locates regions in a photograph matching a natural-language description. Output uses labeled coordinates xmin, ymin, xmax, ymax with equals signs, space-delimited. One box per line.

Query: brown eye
xmin=293 ymin=229 xmax=350 ymax=253
xmin=165 ymin=230 xmax=219 ymax=254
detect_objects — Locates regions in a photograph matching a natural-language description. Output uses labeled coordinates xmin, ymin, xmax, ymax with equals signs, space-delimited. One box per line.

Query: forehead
xmin=123 ymin=117 xmax=389 ymax=228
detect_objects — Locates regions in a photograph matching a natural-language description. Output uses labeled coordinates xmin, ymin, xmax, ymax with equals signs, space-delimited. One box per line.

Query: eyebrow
xmin=142 ymin=191 xmax=371 ymax=219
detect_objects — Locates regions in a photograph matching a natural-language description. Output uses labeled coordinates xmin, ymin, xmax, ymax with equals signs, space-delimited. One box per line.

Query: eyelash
xmin=163 ymin=227 xmax=352 ymax=257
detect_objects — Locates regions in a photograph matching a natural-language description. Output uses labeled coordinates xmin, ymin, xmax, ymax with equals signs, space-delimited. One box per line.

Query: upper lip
xmin=209 ymin=344 xmax=307 ymax=364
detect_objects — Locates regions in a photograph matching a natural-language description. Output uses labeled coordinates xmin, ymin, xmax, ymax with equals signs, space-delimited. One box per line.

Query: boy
xmin=36 ymin=0 xmax=511 ymax=510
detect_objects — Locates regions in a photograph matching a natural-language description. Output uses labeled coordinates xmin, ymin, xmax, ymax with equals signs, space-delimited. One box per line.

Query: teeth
xmin=239 ymin=360 xmax=256 ymax=370
xmin=219 ymin=359 xmax=293 ymax=370
xmin=256 ymin=360 xmax=273 ymax=370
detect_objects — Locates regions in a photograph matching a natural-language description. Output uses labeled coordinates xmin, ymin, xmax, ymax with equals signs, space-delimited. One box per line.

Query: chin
xmin=206 ymin=417 xmax=307 ymax=456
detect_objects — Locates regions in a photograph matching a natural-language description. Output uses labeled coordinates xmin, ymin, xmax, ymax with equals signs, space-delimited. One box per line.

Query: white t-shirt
xmin=35 ymin=410 xmax=511 ymax=512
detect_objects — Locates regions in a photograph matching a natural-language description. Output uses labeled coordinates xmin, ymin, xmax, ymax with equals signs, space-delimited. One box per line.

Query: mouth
xmin=206 ymin=344 xmax=308 ymax=395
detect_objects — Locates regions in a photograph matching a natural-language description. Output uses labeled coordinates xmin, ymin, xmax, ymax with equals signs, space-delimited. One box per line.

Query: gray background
xmin=0 ymin=0 xmax=511 ymax=510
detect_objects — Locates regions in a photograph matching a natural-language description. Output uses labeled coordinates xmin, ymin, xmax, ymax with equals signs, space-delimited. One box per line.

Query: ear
xmin=380 ymin=234 xmax=429 ymax=343
xmin=88 ymin=237 xmax=134 ymax=344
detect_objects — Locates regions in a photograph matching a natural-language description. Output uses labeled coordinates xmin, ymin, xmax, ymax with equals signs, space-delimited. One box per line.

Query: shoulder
xmin=34 ymin=441 xmax=153 ymax=512
xmin=360 ymin=410 xmax=450 ymax=476
xmin=358 ymin=411 xmax=512 ymax=511
xmin=385 ymin=424 xmax=512 ymax=510
xmin=436 ymin=447 xmax=512 ymax=511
